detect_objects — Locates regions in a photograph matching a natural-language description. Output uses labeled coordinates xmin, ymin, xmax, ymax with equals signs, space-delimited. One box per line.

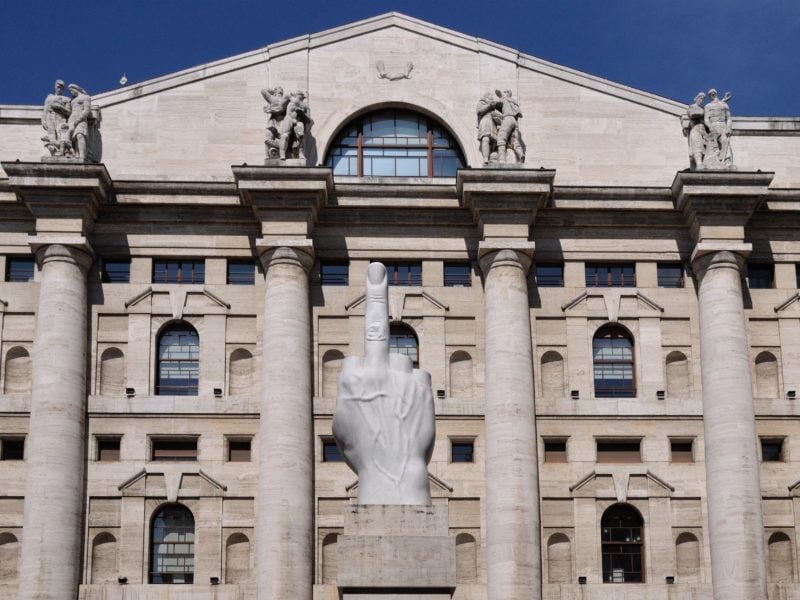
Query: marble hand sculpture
xmin=333 ymin=262 xmax=435 ymax=505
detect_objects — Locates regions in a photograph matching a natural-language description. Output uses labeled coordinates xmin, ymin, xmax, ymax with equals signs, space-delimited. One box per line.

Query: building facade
xmin=0 ymin=12 xmax=799 ymax=600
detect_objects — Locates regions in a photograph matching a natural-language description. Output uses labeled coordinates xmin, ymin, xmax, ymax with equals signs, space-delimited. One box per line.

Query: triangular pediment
xmin=125 ymin=286 xmax=229 ymax=317
xmin=119 ymin=466 xmax=227 ymax=501
xmin=561 ymin=289 xmax=664 ymax=321
xmin=570 ymin=468 xmax=674 ymax=501
xmin=346 ymin=288 xmax=448 ymax=319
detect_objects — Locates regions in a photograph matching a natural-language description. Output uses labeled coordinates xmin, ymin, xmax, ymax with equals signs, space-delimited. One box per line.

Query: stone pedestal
xmin=338 ymin=505 xmax=455 ymax=598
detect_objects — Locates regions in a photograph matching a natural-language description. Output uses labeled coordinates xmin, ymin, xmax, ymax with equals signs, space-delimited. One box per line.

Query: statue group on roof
xmin=41 ymin=80 xmax=99 ymax=161
xmin=683 ymin=88 xmax=735 ymax=170
xmin=476 ymin=89 xmax=526 ymax=165
xmin=261 ymin=86 xmax=312 ymax=162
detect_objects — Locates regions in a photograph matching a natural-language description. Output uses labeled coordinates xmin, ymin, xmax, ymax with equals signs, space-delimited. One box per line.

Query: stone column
xmin=18 ymin=242 xmax=92 ymax=600
xmin=479 ymin=243 xmax=541 ymax=600
xmin=257 ymin=242 xmax=315 ymax=600
xmin=694 ymin=248 xmax=767 ymax=600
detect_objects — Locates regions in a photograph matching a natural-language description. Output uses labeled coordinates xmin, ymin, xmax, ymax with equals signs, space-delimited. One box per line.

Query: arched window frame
xmin=389 ymin=322 xmax=419 ymax=368
xmin=601 ymin=504 xmax=645 ymax=584
xmin=593 ymin=325 xmax=636 ymax=398
xmin=325 ymin=109 xmax=466 ymax=178
xmin=149 ymin=504 xmax=195 ymax=584
xmin=156 ymin=323 xmax=199 ymax=396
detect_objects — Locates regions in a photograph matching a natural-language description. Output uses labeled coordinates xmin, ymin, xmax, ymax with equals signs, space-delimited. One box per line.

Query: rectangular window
xmin=748 ymin=264 xmax=774 ymax=289
xmin=226 ymin=260 xmax=255 ymax=285
xmin=544 ymin=439 xmax=567 ymax=463
xmin=0 ymin=438 xmax=24 ymax=460
xmin=670 ymin=439 xmax=694 ymax=463
xmin=585 ymin=263 xmax=636 ymax=287
xmin=451 ymin=440 xmax=474 ymax=463
xmin=796 ymin=264 xmax=800 ymax=288
xmin=97 ymin=437 xmax=121 ymax=461
xmin=597 ymin=440 xmax=641 ymax=463
xmin=536 ymin=264 xmax=564 ymax=287
xmin=102 ymin=259 xmax=131 ymax=283
xmin=657 ymin=263 xmax=684 ymax=288
xmin=761 ymin=438 xmax=784 ymax=462
xmin=320 ymin=261 xmax=349 ymax=286
xmin=322 ymin=439 xmax=343 ymax=463
xmin=6 ymin=257 xmax=35 ymax=282
xmin=151 ymin=438 xmax=198 ymax=462
xmin=383 ymin=261 xmax=422 ymax=286
xmin=443 ymin=263 xmax=471 ymax=287
xmin=227 ymin=438 xmax=252 ymax=462
xmin=152 ymin=260 xmax=205 ymax=284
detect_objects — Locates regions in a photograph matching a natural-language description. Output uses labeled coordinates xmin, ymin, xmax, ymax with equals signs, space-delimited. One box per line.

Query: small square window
xmin=795 ymin=264 xmax=800 ymax=288
xmin=597 ymin=440 xmax=641 ymax=463
xmin=151 ymin=438 xmax=198 ymax=461
xmin=451 ymin=440 xmax=474 ymax=463
xmin=97 ymin=437 xmax=121 ymax=461
xmin=544 ymin=439 xmax=567 ymax=463
xmin=748 ymin=264 xmax=774 ymax=289
xmin=320 ymin=262 xmax=349 ymax=286
xmin=227 ymin=438 xmax=252 ymax=462
xmin=102 ymin=259 xmax=131 ymax=283
xmin=536 ymin=264 xmax=564 ymax=287
xmin=761 ymin=438 xmax=784 ymax=462
xmin=657 ymin=263 xmax=684 ymax=288
xmin=670 ymin=439 xmax=694 ymax=463
xmin=227 ymin=260 xmax=256 ymax=285
xmin=444 ymin=263 xmax=471 ymax=287
xmin=585 ymin=263 xmax=636 ymax=287
xmin=322 ymin=439 xmax=343 ymax=463
xmin=6 ymin=257 xmax=35 ymax=282
xmin=0 ymin=438 xmax=24 ymax=460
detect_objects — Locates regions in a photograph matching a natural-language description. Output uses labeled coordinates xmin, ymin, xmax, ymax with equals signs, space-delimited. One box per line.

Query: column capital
xmin=29 ymin=237 xmax=94 ymax=273
xmin=478 ymin=240 xmax=534 ymax=274
xmin=691 ymin=246 xmax=749 ymax=281
xmin=255 ymin=238 xmax=315 ymax=273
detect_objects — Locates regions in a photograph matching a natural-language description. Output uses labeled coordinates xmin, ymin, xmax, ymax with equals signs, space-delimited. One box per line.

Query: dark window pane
xmin=601 ymin=505 xmax=644 ymax=584
xmin=1 ymin=438 xmax=24 ymax=460
xmin=321 ymin=262 xmax=349 ymax=286
xmin=748 ymin=264 xmax=774 ymax=289
xmin=670 ymin=440 xmax=693 ymax=463
xmin=544 ymin=440 xmax=567 ymax=463
xmin=227 ymin=260 xmax=255 ymax=285
xmin=102 ymin=259 xmax=131 ymax=283
xmin=6 ymin=257 xmax=35 ymax=282
xmin=586 ymin=263 xmax=636 ymax=287
xmin=228 ymin=440 xmax=251 ymax=462
xmin=451 ymin=442 xmax=474 ymax=463
xmin=444 ymin=263 xmax=471 ymax=287
xmin=152 ymin=439 xmax=198 ymax=461
xmin=97 ymin=438 xmax=121 ymax=461
xmin=323 ymin=440 xmax=343 ymax=462
xmin=389 ymin=324 xmax=419 ymax=367
xmin=150 ymin=505 xmax=195 ymax=584
xmin=156 ymin=325 xmax=199 ymax=395
xmin=761 ymin=439 xmax=783 ymax=462
xmin=597 ymin=441 xmax=641 ymax=463
xmin=384 ymin=262 xmax=422 ymax=286
xmin=536 ymin=264 xmax=564 ymax=287
xmin=593 ymin=327 xmax=635 ymax=397
xmin=657 ymin=263 xmax=684 ymax=288
xmin=153 ymin=260 xmax=205 ymax=284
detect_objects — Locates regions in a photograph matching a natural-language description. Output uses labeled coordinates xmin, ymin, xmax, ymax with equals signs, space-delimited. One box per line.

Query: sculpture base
xmin=41 ymin=156 xmax=90 ymax=164
xmin=263 ymin=157 xmax=307 ymax=167
xmin=337 ymin=505 xmax=455 ymax=596
xmin=483 ymin=161 xmax=525 ymax=168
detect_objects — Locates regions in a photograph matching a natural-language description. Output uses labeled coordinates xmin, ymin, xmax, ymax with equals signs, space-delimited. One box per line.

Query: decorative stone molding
xmin=569 ymin=469 xmax=674 ymax=501
xmin=561 ymin=290 xmax=664 ymax=322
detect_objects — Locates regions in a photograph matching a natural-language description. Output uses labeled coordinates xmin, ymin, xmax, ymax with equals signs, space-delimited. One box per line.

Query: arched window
xmin=228 ymin=348 xmax=254 ymax=396
xmin=593 ymin=326 xmax=635 ymax=398
xmin=547 ymin=532 xmax=572 ymax=584
xmin=225 ymin=532 xmax=251 ymax=584
xmin=322 ymin=533 xmax=339 ymax=584
xmin=601 ymin=504 xmax=644 ymax=583
xmin=675 ymin=532 xmax=701 ymax=581
xmin=4 ymin=346 xmax=30 ymax=394
xmin=449 ymin=351 xmax=473 ymax=397
xmin=157 ymin=324 xmax=199 ymax=396
xmin=91 ymin=532 xmax=117 ymax=583
xmin=325 ymin=109 xmax=465 ymax=178
xmin=541 ymin=351 xmax=565 ymax=399
xmin=665 ymin=351 xmax=690 ymax=398
xmin=755 ymin=351 xmax=779 ymax=398
xmin=99 ymin=347 xmax=125 ymax=395
xmin=768 ymin=531 xmax=794 ymax=582
xmin=150 ymin=504 xmax=194 ymax=584
xmin=455 ymin=533 xmax=478 ymax=583
xmin=389 ymin=323 xmax=419 ymax=368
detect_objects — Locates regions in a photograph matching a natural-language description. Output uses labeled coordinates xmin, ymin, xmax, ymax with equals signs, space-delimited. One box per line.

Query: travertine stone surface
xmin=18 ymin=242 xmax=93 ymax=600
xmin=479 ymin=245 xmax=541 ymax=600
xmin=694 ymin=249 xmax=767 ymax=600
xmin=257 ymin=243 xmax=315 ymax=600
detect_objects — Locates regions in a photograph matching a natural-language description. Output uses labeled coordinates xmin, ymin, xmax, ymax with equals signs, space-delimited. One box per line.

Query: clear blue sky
xmin=1 ymin=0 xmax=797 ymax=116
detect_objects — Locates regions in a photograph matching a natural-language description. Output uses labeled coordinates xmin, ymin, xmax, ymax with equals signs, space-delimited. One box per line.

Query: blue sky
xmin=1 ymin=0 xmax=797 ymax=116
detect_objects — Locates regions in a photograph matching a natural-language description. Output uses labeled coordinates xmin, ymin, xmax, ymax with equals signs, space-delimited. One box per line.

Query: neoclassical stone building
xmin=0 ymin=12 xmax=799 ymax=600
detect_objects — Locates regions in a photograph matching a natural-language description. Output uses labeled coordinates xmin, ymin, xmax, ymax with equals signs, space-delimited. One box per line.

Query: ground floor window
xmin=601 ymin=504 xmax=644 ymax=583
xmin=150 ymin=504 xmax=195 ymax=584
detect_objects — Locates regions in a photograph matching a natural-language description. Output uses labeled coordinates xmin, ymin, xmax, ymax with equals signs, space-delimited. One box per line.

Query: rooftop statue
xmin=261 ymin=86 xmax=312 ymax=162
xmin=682 ymin=88 xmax=735 ymax=170
xmin=41 ymin=80 xmax=101 ymax=162
xmin=332 ymin=263 xmax=435 ymax=505
xmin=476 ymin=89 xmax=525 ymax=165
